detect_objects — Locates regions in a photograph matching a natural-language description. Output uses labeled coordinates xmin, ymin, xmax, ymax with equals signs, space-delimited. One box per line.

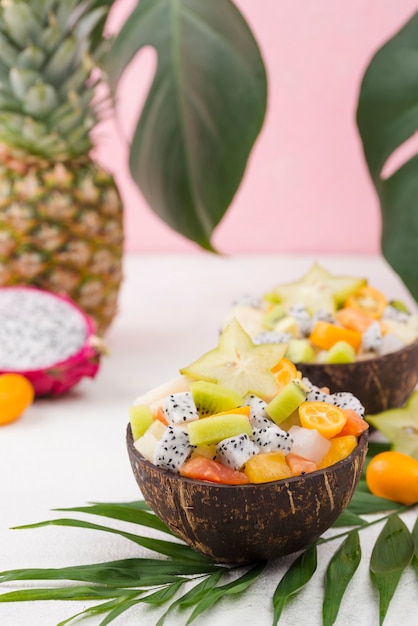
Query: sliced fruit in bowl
xmin=221 ymin=263 xmax=418 ymax=414
xmin=126 ymin=319 xmax=368 ymax=564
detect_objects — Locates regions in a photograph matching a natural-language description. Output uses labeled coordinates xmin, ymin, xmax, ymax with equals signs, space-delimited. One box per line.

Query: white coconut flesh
xmin=0 ymin=289 xmax=88 ymax=370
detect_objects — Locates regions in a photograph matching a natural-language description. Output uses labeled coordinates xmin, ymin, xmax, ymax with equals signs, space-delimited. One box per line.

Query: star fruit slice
xmin=367 ymin=390 xmax=418 ymax=460
xmin=268 ymin=263 xmax=367 ymax=313
xmin=180 ymin=318 xmax=286 ymax=401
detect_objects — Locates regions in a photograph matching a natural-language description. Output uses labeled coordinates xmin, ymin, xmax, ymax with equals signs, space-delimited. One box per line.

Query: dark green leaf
xmin=413 ymin=514 xmax=418 ymax=559
xmin=347 ymin=489 xmax=403 ymax=515
xmin=332 ymin=509 xmax=367 ymax=528
xmin=1 ymin=497 xmax=415 ymax=626
xmin=0 ymin=557 xmax=218 ymax=587
xmin=412 ymin=515 xmax=418 ymax=578
xmin=97 ymin=596 xmax=145 ymax=626
xmin=272 ymin=544 xmax=317 ymax=625
xmin=12 ymin=517 xmax=210 ymax=562
xmin=155 ymin=570 xmax=224 ymax=626
xmin=178 ymin=570 xmax=223 ymax=608
xmin=56 ymin=596 xmax=135 ymax=626
xmin=54 ymin=502 xmax=174 ymax=535
xmin=0 ymin=585 xmax=137 ymax=602
xmin=356 ymin=12 xmax=418 ymax=302
xmin=380 ymin=156 xmax=418 ymax=305
xmin=140 ymin=580 xmax=184 ymax=606
xmin=370 ymin=513 xmax=415 ymax=625
xmin=186 ymin=563 xmax=266 ymax=624
xmin=350 ymin=479 xmax=371 ymax=493
xmin=107 ymin=0 xmax=267 ymax=250
xmin=323 ymin=531 xmax=361 ymax=626
xmin=366 ymin=442 xmax=392 ymax=459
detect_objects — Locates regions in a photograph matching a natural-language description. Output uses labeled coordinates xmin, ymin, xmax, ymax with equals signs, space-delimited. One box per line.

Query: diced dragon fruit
xmin=382 ymin=304 xmax=410 ymax=324
xmin=330 ymin=392 xmax=365 ymax=418
xmin=361 ymin=321 xmax=383 ymax=353
xmin=216 ymin=434 xmax=258 ymax=470
xmin=288 ymin=303 xmax=312 ymax=337
xmin=303 ymin=380 xmax=366 ymax=418
xmin=306 ymin=385 xmax=331 ymax=404
xmin=231 ymin=294 xmax=262 ymax=308
xmin=153 ymin=425 xmax=193 ymax=472
xmin=253 ymin=331 xmax=292 ymax=345
xmin=162 ymin=391 xmax=199 ymax=424
xmin=252 ymin=424 xmax=293 ymax=454
xmin=243 ymin=393 xmax=272 ymax=428
xmin=312 ymin=309 xmax=335 ymax=325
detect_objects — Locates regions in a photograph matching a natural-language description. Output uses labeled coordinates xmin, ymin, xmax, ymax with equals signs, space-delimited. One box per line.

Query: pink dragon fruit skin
xmin=0 ymin=286 xmax=104 ymax=397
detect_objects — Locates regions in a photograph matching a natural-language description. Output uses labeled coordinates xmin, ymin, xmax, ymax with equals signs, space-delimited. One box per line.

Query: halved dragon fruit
xmin=0 ymin=286 xmax=104 ymax=396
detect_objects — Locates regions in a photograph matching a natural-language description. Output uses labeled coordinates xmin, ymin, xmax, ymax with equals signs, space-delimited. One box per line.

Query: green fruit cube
xmin=262 ymin=304 xmax=286 ymax=330
xmin=324 ymin=340 xmax=356 ymax=364
xmin=129 ymin=404 xmax=155 ymax=440
xmin=266 ymin=380 xmax=308 ymax=425
xmin=285 ymin=338 xmax=315 ymax=363
xmin=187 ymin=413 xmax=253 ymax=446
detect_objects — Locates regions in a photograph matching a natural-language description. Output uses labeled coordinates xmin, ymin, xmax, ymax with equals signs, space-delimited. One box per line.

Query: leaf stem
xmin=317 ymin=505 xmax=413 ymax=547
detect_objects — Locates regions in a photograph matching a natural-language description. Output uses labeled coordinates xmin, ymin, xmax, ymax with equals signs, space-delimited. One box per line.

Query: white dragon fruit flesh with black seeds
xmin=361 ymin=321 xmax=383 ymax=353
xmin=304 ymin=380 xmax=366 ymax=417
xmin=252 ymin=424 xmax=293 ymax=454
xmin=288 ymin=303 xmax=312 ymax=337
xmin=153 ymin=425 xmax=193 ymax=471
xmin=0 ymin=286 xmax=103 ymax=396
xmin=216 ymin=434 xmax=258 ymax=470
xmin=253 ymin=331 xmax=292 ymax=345
xmin=162 ymin=391 xmax=199 ymax=425
xmin=244 ymin=393 xmax=271 ymax=428
xmin=330 ymin=392 xmax=365 ymax=418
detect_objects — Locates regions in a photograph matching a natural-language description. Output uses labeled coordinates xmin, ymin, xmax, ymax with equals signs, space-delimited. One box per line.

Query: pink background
xmin=95 ymin=0 xmax=418 ymax=255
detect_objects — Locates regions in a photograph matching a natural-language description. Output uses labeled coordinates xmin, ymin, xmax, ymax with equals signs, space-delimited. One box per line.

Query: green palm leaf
xmin=0 ymin=451 xmax=416 ymax=626
xmin=54 ymin=501 xmax=175 ymax=535
xmin=370 ymin=513 xmax=415 ymax=625
xmin=272 ymin=544 xmax=317 ymax=625
xmin=322 ymin=531 xmax=361 ymax=626
xmin=11 ymin=517 xmax=210 ymax=563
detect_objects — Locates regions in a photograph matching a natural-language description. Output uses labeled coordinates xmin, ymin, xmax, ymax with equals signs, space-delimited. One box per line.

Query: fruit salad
xmin=129 ymin=319 xmax=368 ymax=485
xmin=221 ymin=263 xmax=418 ymax=364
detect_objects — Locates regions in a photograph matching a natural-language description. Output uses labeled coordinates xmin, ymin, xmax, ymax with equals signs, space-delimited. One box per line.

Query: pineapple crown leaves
xmin=0 ymin=0 xmax=114 ymax=159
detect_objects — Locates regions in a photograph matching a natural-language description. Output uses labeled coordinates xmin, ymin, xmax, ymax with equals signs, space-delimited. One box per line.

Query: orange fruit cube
xmin=318 ymin=435 xmax=358 ymax=469
xmin=309 ymin=321 xmax=362 ymax=352
xmin=244 ymin=451 xmax=292 ymax=483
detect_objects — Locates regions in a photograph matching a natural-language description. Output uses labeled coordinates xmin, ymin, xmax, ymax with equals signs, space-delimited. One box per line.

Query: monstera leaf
xmin=107 ymin=0 xmax=267 ymax=251
xmin=357 ymin=12 xmax=418 ymax=303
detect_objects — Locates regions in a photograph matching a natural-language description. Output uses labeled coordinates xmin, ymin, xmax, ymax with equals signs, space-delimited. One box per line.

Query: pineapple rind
xmin=0 ymin=154 xmax=123 ymax=334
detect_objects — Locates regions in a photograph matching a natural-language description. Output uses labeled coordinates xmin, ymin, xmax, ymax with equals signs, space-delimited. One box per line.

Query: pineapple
xmin=0 ymin=0 xmax=123 ymax=334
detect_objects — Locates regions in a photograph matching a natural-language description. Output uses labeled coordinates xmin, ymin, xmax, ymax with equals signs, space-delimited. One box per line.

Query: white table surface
xmin=0 ymin=253 xmax=417 ymax=626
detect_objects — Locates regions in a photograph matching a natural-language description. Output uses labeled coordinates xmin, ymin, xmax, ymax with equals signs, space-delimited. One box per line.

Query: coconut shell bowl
xmin=126 ymin=425 xmax=368 ymax=565
xmin=298 ymin=339 xmax=418 ymax=416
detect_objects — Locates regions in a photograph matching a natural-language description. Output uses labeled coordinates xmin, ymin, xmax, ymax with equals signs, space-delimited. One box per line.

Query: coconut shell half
xmin=126 ymin=425 xmax=368 ymax=564
xmin=298 ymin=339 xmax=418 ymax=415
